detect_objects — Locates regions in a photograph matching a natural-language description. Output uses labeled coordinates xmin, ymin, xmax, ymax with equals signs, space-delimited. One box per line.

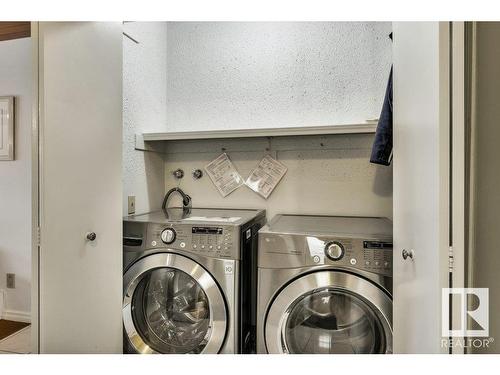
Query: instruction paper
xmin=246 ymin=155 xmax=287 ymax=199
xmin=205 ymin=153 xmax=244 ymax=197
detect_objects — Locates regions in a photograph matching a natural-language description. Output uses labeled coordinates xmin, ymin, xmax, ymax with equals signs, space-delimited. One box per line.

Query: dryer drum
xmin=283 ymin=288 xmax=384 ymax=354
xmin=264 ymin=270 xmax=393 ymax=354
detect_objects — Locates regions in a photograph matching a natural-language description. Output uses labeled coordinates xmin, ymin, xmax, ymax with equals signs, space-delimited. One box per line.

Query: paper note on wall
xmin=246 ymin=155 xmax=287 ymax=199
xmin=205 ymin=153 xmax=244 ymax=197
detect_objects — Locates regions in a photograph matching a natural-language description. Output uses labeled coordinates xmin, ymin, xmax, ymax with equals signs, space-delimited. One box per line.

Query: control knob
xmin=325 ymin=241 xmax=344 ymax=261
xmin=160 ymin=228 xmax=176 ymax=244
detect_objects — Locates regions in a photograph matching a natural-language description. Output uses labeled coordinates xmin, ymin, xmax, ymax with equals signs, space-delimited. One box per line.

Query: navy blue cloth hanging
xmin=370 ymin=65 xmax=393 ymax=166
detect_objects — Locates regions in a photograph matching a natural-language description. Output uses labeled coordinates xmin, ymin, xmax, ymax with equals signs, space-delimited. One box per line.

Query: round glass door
xmin=123 ymin=253 xmax=227 ymax=354
xmin=283 ymin=288 xmax=385 ymax=354
xmin=131 ymin=268 xmax=211 ymax=354
xmin=265 ymin=271 xmax=392 ymax=354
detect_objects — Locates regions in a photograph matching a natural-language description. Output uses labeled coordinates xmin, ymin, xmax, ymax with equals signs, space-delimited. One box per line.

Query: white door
xmin=392 ymin=22 xmax=451 ymax=353
xmin=36 ymin=22 xmax=123 ymax=353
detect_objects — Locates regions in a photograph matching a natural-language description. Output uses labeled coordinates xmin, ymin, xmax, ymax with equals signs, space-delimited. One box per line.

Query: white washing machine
xmin=257 ymin=215 xmax=393 ymax=354
xmin=123 ymin=207 xmax=265 ymax=354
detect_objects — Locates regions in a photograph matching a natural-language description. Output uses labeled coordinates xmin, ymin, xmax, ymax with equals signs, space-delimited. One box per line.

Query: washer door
xmin=265 ymin=271 xmax=392 ymax=354
xmin=123 ymin=253 xmax=227 ymax=354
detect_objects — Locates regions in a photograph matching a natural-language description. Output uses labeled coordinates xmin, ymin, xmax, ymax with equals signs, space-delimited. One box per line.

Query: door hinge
xmin=448 ymin=246 xmax=454 ymax=272
xmin=36 ymin=226 xmax=41 ymax=247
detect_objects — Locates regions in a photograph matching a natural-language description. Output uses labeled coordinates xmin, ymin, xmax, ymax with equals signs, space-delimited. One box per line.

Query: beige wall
xmin=124 ymin=22 xmax=393 ymax=221
xmin=163 ymin=134 xmax=393 ymax=221
xmin=470 ymin=22 xmax=500 ymax=353
xmin=123 ymin=22 xmax=167 ymax=216
xmin=0 ymin=37 xmax=32 ymax=320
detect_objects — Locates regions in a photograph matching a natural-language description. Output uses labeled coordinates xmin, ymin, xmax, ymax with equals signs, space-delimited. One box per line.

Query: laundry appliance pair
xmin=123 ymin=207 xmax=393 ymax=354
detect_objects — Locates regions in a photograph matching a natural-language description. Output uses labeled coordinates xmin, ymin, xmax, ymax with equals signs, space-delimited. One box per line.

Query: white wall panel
xmin=392 ymin=22 xmax=450 ymax=354
xmin=39 ymin=22 xmax=122 ymax=353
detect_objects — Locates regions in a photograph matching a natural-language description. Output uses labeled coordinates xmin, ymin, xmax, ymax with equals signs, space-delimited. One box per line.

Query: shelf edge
xmin=140 ymin=123 xmax=377 ymax=142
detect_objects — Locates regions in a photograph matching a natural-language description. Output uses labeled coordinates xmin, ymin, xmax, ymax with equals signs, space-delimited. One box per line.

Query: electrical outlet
xmin=128 ymin=196 xmax=136 ymax=215
xmin=6 ymin=273 xmax=15 ymax=289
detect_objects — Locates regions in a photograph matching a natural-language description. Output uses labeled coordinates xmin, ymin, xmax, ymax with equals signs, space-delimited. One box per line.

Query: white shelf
xmin=136 ymin=123 xmax=377 ymax=149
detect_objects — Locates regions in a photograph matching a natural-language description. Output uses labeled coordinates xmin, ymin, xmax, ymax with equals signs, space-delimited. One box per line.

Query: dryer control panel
xmin=305 ymin=237 xmax=392 ymax=277
xmin=146 ymin=223 xmax=240 ymax=259
xmin=259 ymin=233 xmax=393 ymax=277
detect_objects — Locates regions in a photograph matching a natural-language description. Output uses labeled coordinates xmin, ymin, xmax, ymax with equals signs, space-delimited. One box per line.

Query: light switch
xmin=128 ymin=196 xmax=136 ymax=215
xmin=6 ymin=273 xmax=15 ymax=289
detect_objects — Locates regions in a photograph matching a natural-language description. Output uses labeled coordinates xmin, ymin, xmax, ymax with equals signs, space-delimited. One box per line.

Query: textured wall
xmin=0 ymin=37 xmax=32 ymax=317
xmin=164 ymin=134 xmax=393 ymax=220
xmin=123 ymin=23 xmax=167 ymax=215
xmin=123 ymin=22 xmax=393 ymax=221
xmin=165 ymin=22 xmax=392 ymax=132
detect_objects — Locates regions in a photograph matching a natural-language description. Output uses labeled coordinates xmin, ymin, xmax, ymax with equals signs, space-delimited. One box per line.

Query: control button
xmin=160 ymin=228 xmax=176 ymax=244
xmin=365 ymin=261 xmax=371 ymax=266
xmin=375 ymin=261 xmax=380 ymax=267
xmin=193 ymin=244 xmax=197 ymax=249
xmin=313 ymin=255 xmax=321 ymax=264
xmin=180 ymin=242 xmax=186 ymax=248
xmin=209 ymin=245 xmax=213 ymax=250
xmin=350 ymin=258 xmax=357 ymax=265
xmin=217 ymin=246 xmax=221 ymax=250
xmin=151 ymin=240 xmax=157 ymax=247
xmin=224 ymin=246 xmax=228 ymax=250
xmin=201 ymin=245 xmax=205 ymax=249
xmin=324 ymin=241 xmax=345 ymax=261
xmin=384 ymin=261 xmax=390 ymax=268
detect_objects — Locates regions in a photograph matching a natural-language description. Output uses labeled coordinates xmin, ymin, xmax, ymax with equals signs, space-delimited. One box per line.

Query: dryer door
xmin=123 ymin=253 xmax=227 ymax=354
xmin=265 ymin=271 xmax=392 ymax=354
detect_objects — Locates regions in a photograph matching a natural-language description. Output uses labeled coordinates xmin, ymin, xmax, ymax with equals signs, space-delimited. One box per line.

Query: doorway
xmin=0 ymin=22 xmax=33 ymax=354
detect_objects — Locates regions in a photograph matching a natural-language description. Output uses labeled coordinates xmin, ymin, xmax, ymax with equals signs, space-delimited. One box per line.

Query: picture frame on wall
xmin=0 ymin=96 xmax=14 ymax=161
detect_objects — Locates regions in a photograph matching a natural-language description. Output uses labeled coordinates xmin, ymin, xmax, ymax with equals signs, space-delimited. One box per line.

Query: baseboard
xmin=1 ymin=309 xmax=31 ymax=323
xmin=0 ymin=289 xmax=4 ymax=317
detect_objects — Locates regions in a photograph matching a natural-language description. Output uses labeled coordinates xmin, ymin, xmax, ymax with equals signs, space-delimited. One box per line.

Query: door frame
xmin=449 ymin=21 xmax=472 ymax=354
xmin=30 ymin=20 xmax=39 ymax=355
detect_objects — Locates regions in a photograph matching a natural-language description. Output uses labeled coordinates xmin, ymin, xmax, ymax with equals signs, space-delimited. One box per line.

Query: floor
xmin=0 ymin=326 xmax=31 ymax=354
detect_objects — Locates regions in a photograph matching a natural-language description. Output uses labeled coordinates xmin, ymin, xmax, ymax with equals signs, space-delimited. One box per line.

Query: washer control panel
xmin=147 ymin=223 xmax=239 ymax=259
xmin=362 ymin=241 xmax=393 ymax=275
xmin=160 ymin=228 xmax=176 ymax=244
xmin=324 ymin=241 xmax=345 ymax=261
xmin=191 ymin=226 xmax=234 ymax=254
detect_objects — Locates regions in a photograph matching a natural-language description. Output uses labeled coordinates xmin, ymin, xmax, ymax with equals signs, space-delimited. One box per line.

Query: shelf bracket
xmin=134 ymin=134 xmax=166 ymax=153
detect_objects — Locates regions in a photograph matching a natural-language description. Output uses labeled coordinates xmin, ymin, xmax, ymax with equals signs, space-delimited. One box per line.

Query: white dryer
xmin=257 ymin=215 xmax=393 ymax=354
